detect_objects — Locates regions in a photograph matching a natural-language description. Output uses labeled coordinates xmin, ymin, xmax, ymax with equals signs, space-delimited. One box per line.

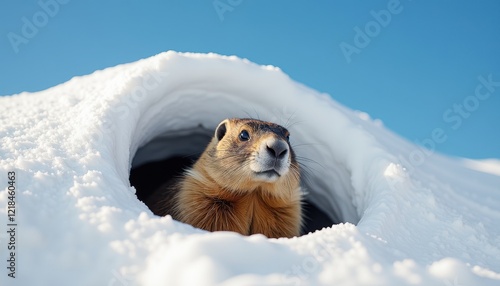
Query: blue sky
xmin=1 ymin=1 xmax=499 ymax=159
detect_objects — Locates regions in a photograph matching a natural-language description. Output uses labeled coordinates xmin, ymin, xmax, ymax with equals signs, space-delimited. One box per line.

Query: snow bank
xmin=0 ymin=51 xmax=499 ymax=286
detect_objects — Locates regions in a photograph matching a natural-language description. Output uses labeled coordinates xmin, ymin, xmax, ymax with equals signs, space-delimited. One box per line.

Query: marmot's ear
xmin=215 ymin=120 xmax=228 ymax=141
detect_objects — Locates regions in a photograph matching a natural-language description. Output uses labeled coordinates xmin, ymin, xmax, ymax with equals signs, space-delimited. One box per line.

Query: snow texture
xmin=0 ymin=51 xmax=499 ymax=286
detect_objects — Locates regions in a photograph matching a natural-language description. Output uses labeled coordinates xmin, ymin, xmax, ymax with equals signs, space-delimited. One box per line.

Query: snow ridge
xmin=0 ymin=51 xmax=499 ymax=285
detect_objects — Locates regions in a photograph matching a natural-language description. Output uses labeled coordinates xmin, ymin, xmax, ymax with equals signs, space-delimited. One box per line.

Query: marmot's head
xmin=203 ymin=118 xmax=300 ymax=194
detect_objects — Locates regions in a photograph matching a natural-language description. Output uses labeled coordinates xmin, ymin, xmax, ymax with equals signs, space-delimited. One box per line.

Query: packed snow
xmin=0 ymin=51 xmax=499 ymax=286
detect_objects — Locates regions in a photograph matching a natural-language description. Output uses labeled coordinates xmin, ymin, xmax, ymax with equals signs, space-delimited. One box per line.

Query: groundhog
xmin=146 ymin=118 xmax=302 ymax=238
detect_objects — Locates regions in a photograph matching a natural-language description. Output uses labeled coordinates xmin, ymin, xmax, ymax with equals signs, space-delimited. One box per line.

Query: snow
xmin=0 ymin=51 xmax=499 ymax=286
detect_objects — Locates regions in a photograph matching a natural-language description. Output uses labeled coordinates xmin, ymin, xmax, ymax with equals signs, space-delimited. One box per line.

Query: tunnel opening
xmin=129 ymin=128 xmax=339 ymax=236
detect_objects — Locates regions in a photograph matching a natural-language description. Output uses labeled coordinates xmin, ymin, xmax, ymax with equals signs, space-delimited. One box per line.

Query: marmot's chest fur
xmin=147 ymin=118 xmax=302 ymax=238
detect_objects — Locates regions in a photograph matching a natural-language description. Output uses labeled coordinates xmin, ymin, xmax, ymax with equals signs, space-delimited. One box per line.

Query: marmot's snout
xmin=251 ymin=136 xmax=291 ymax=182
xmin=266 ymin=139 xmax=288 ymax=159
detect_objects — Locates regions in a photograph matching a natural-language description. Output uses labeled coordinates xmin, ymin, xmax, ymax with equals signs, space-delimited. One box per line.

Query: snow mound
xmin=1 ymin=51 xmax=499 ymax=286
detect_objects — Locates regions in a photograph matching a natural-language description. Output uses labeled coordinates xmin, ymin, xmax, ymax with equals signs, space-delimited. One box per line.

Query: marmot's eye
xmin=239 ymin=130 xmax=250 ymax=141
xmin=286 ymin=135 xmax=290 ymax=141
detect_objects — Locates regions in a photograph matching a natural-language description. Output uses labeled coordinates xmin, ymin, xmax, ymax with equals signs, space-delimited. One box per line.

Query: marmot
xmin=147 ymin=118 xmax=302 ymax=238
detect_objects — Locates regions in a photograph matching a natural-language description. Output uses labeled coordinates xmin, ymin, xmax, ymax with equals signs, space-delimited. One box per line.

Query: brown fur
xmin=147 ymin=118 xmax=302 ymax=238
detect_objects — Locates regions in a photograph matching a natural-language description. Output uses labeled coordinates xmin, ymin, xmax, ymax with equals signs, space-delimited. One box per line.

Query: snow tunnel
xmin=123 ymin=52 xmax=366 ymax=235
xmin=130 ymin=122 xmax=339 ymax=235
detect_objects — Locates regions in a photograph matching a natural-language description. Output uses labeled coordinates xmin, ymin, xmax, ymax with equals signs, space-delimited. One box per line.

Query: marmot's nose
xmin=266 ymin=140 xmax=288 ymax=159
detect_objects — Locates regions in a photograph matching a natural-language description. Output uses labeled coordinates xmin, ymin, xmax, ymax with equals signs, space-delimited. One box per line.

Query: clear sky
xmin=1 ymin=1 xmax=499 ymax=159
